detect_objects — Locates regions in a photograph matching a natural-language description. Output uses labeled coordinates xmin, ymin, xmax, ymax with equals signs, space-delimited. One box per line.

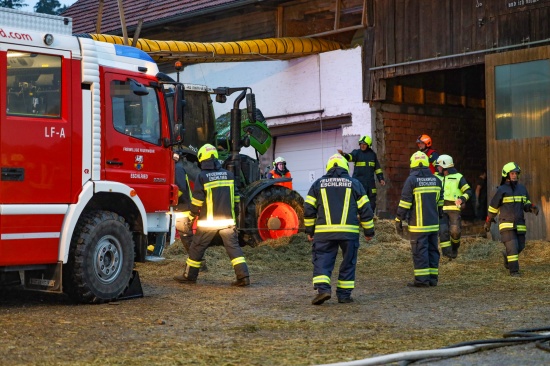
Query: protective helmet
xmin=410 ymin=151 xmax=429 ymax=168
xmin=358 ymin=135 xmax=372 ymax=146
xmin=326 ymin=154 xmax=349 ymax=173
xmin=274 ymin=157 xmax=286 ymax=164
xmin=502 ymin=162 xmax=521 ymax=177
xmin=436 ymin=154 xmax=454 ymax=168
xmin=197 ymin=144 xmax=218 ymax=162
xmin=416 ymin=134 xmax=432 ymax=148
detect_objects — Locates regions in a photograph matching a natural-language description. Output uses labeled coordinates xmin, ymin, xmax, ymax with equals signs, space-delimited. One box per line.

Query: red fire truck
xmin=0 ymin=9 xmax=183 ymax=303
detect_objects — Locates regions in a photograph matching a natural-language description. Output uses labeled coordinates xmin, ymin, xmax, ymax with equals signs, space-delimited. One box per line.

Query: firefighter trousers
xmin=410 ymin=232 xmax=439 ymax=286
xmin=439 ymin=211 xmax=462 ymax=259
xmin=312 ymin=238 xmax=359 ymax=299
xmin=501 ymin=230 xmax=526 ymax=274
xmin=188 ymin=227 xmax=249 ymax=279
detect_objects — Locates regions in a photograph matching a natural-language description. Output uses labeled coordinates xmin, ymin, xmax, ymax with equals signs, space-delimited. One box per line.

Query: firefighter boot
xmin=312 ymin=292 xmax=331 ymax=305
xmin=173 ymin=263 xmax=200 ymax=284
xmin=231 ymin=262 xmax=250 ymax=287
xmin=450 ymin=242 xmax=460 ymax=259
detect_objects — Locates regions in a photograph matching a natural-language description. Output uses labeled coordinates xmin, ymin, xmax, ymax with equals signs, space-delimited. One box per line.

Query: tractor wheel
xmin=241 ymin=186 xmax=304 ymax=247
xmin=63 ymin=211 xmax=134 ymax=304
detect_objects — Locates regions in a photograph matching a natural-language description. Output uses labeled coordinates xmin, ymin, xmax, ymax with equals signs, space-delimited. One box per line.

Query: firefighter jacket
xmin=304 ymin=167 xmax=374 ymax=240
xmin=175 ymin=162 xmax=192 ymax=214
xmin=342 ymin=148 xmax=384 ymax=193
xmin=396 ymin=167 xmax=444 ymax=233
xmin=487 ymin=181 xmax=532 ymax=233
xmin=441 ymin=168 xmax=472 ymax=212
xmin=267 ymin=168 xmax=293 ymax=189
xmin=191 ymin=158 xmax=240 ymax=229
xmin=421 ymin=148 xmax=439 ymax=174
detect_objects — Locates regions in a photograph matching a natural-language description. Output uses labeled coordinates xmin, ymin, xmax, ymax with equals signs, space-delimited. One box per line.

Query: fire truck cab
xmin=0 ymin=9 xmax=183 ymax=303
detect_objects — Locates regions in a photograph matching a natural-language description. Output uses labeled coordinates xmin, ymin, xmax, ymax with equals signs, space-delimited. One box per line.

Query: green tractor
xmin=176 ymin=84 xmax=304 ymax=247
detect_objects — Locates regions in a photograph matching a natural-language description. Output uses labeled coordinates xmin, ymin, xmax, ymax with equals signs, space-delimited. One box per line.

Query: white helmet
xmin=436 ymin=154 xmax=454 ymax=168
xmin=274 ymin=157 xmax=286 ymax=164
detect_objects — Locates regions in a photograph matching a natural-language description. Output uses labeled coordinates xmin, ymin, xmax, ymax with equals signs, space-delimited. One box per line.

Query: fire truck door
xmin=103 ymin=73 xmax=172 ymax=212
xmin=1 ymin=47 xmax=72 ymax=204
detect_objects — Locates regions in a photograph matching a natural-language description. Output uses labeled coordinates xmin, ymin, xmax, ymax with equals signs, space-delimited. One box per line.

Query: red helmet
xmin=416 ymin=134 xmax=432 ymax=148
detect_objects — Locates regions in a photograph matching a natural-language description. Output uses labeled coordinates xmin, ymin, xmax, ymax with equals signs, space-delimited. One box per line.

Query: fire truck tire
xmin=64 ymin=210 xmax=134 ymax=304
xmin=240 ymin=186 xmax=304 ymax=247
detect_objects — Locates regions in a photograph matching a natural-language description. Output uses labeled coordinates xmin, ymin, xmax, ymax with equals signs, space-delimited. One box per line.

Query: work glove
xmin=483 ymin=216 xmax=493 ymax=232
xmin=531 ymin=204 xmax=540 ymax=216
xmin=395 ymin=219 xmax=403 ymax=234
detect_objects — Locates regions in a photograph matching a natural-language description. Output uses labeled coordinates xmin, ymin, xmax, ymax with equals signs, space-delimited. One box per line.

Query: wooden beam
xmin=95 ymin=0 xmax=104 ymax=34
xmin=117 ymin=0 xmax=129 ymax=46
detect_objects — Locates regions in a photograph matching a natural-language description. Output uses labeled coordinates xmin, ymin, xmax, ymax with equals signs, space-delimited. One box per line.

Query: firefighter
xmin=173 ymin=144 xmax=250 ymax=286
xmin=416 ymin=134 xmax=439 ymax=174
xmin=484 ymin=162 xmax=539 ymax=277
xmin=305 ymin=154 xmax=375 ymax=305
xmin=266 ymin=156 xmax=293 ymax=189
xmin=337 ymin=135 xmax=385 ymax=213
xmin=395 ymin=151 xmax=444 ymax=287
xmin=436 ymin=154 xmax=472 ymax=259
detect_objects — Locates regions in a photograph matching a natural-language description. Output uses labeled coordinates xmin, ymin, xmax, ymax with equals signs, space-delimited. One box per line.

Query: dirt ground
xmin=2 ymin=220 xmax=550 ymax=366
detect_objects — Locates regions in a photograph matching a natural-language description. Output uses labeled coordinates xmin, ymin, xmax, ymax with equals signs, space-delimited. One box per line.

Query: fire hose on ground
xmin=317 ymin=326 xmax=550 ymax=366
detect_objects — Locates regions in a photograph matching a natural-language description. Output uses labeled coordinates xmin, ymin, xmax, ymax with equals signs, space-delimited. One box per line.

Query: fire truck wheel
xmin=64 ymin=210 xmax=134 ymax=304
xmin=240 ymin=186 xmax=304 ymax=247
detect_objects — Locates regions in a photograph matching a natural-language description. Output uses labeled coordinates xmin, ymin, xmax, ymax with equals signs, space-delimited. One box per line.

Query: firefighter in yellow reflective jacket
xmin=305 ymin=154 xmax=375 ymax=305
xmin=484 ymin=162 xmax=539 ymax=277
xmin=436 ymin=154 xmax=472 ymax=259
xmin=395 ymin=151 xmax=444 ymax=287
xmin=173 ymin=144 xmax=250 ymax=286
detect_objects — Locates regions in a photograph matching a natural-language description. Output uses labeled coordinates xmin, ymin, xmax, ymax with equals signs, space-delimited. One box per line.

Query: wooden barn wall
xmin=373 ymin=103 xmax=485 ymax=220
xmin=486 ymin=46 xmax=550 ymax=241
xmin=367 ymin=0 xmax=550 ymax=101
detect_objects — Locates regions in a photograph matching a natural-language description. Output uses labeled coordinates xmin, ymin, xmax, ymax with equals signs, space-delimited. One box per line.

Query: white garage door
xmin=275 ymin=129 xmax=342 ymax=198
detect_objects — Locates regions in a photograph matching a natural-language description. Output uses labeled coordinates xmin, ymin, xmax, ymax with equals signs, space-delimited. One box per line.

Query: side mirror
xmin=128 ymin=78 xmax=149 ymax=96
xmin=246 ymin=93 xmax=256 ymax=123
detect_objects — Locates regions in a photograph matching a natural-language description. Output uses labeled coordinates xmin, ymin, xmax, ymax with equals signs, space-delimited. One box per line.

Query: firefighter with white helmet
xmin=395 ymin=151 xmax=444 ymax=287
xmin=305 ymin=154 xmax=374 ymax=305
xmin=267 ymin=156 xmax=293 ymax=189
xmin=338 ymin=135 xmax=385 ymax=214
xmin=436 ymin=154 xmax=472 ymax=260
xmin=416 ymin=134 xmax=439 ymax=174
xmin=484 ymin=162 xmax=539 ymax=277
xmin=174 ymin=144 xmax=250 ymax=286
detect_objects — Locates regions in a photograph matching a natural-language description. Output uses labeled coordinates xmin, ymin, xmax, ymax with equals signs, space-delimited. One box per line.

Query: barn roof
xmin=63 ymin=0 xmax=254 ymax=34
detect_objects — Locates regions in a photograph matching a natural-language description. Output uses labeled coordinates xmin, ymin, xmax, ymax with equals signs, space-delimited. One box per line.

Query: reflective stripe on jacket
xmin=441 ymin=168 xmax=472 ymax=212
xmin=342 ymin=148 xmax=384 ymax=192
xmin=487 ymin=182 xmax=531 ymax=233
xmin=396 ymin=167 xmax=443 ymax=233
xmin=191 ymin=158 xmax=240 ymax=229
xmin=304 ymin=167 xmax=374 ymax=240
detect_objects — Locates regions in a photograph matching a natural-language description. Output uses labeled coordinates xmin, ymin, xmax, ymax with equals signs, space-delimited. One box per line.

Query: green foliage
xmin=34 ymin=0 xmax=66 ymax=15
xmin=0 ymin=0 xmax=27 ymax=9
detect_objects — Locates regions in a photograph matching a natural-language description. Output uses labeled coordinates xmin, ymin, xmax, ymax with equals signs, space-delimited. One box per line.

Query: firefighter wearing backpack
xmin=484 ymin=162 xmax=539 ymax=277
xmin=436 ymin=154 xmax=472 ymax=259
xmin=395 ymin=151 xmax=444 ymax=287
xmin=173 ymin=144 xmax=250 ymax=286
xmin=416 ymin=134 xmax=439 ymax=174
xmin=338 ymin=135 xmax=385 ymax=213
xmin=305 ymin=154 xmax=374 ymax=305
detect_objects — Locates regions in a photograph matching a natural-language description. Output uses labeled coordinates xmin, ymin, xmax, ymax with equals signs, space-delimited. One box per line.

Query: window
xmin=495 ymin=59 xmax=550 ymax=140
xmin=6 ymin=51 xmax=61 ymax=117
xmin=110 ymin=80 xmax=161 ymax=145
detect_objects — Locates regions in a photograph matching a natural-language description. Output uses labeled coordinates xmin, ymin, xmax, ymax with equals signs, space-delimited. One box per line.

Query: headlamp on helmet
xmin=410 ymin=151 xmax=429 ymax=168
xmin=325 ymin=154 xmax=349 ymax=173
xmin=197 ymin=144 xmax=218 ymax=162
